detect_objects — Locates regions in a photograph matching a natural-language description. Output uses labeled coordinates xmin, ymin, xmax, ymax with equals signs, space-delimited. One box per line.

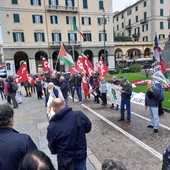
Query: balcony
xmin=140 ymin=17 xmax=149 ymax=24
xmin=132 ymin=33 xmax=140 ymax=38
xmin=125 ymin=24 xmax=132 ymax=30
xmin=167 ymin=16 xmax=170 ymax=21
xmin=46 ymin=5 xmax=78 ymax=13
xmin=50 ymin=41 xmax=81 ymax=47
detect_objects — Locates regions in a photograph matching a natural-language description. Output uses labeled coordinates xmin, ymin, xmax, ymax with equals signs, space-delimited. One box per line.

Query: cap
xmin=121 ymin=77 xmax=127 ymax=82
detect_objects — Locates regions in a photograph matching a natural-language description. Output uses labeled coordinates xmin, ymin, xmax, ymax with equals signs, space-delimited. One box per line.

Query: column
xmin=6 ymin=60 xmax=15 ymax=76
xmin=29 ymin=59 xmax=37 ymax=75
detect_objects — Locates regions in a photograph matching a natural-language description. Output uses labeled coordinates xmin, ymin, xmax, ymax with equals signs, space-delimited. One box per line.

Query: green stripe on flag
xmin=59 ymin=58 xmax=74 ymax=67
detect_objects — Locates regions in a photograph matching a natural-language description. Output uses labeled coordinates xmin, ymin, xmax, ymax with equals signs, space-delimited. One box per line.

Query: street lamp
xmin=103 ymin=9 xmax=107 ymax=65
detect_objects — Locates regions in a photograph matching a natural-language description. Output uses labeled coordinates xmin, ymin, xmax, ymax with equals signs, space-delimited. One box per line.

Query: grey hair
xmin=51 ymin=98 xmax=65 ymax=108
xmin=102 ymin=158 xmax=127 ymax=170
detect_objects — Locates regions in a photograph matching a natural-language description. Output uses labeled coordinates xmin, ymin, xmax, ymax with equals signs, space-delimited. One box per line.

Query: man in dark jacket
xmin=0 ymin=104 xmax=37 ymax=170
xmin=118 ymin=77 xmax=132 ymax=123
xmin=59 ymin=76 xmax=68 ymax=101
xmin=47 ymin=98 xmax=92 ymax=170
xmin=145 ymin=80 xmax=160 ymax=133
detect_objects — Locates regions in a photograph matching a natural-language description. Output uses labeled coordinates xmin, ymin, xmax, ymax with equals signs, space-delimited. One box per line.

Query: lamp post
xmin=103 ymin=9 xmax=107 ymax=65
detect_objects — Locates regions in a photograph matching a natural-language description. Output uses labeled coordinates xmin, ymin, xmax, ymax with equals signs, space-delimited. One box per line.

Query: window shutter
xmin=30 ymin=0 xmax=33 ymax=5
xmin=65 ymin=0 xmax=68 ymax=6
xmin=83 ymin=0 xmax=88 ymax=8
xmin=74 ymin=17 xmax=76 ymax=23
xmin=13 ymin=32 xmax=17 ymax=42
xmin=99 ymin=1 xmax=103 ymax=10
xmin=68 ymin=33 xmax=70 ymax=42
xmin=49 ymin=0 xmax=51 ymax=5
xmin=89 ymin=33 xmax=92 ymax=41
xmin=98 ymin=18 xmax=100 ymax=24
xmin=89 ymin=17 xmax=91 ymax=25
xmin=34 ymin=33 xmax=37 ymax=42
xmin=42 ymin=33 xmax=45 ymax=42
xmin=50 ymin=16 xmax=53 ymax=23
xmin=55 ymin=16 xmax=58 ymax=24
xmin=66 ymin=16 xmax=69 ymax=24
xmin=56 ymin=0 xmax=58 ymax=5
xmin=40 ymin=15 xmax=43 ymax=23
xmin=21 ymin=32 xmax=25 ymax=42
xmin=32 ymin=15 xmax=35 ymax=23
xmin=99 ymin=33 xmax=101 ymax=41
xmin=52 ymin=33 xmax=54 ymax=41
xmin=75 ymin=33 xmax=77 ymax=41
xmin=72 ymin=0 xmax=74 ymax=6
xmin=105 ymin=33 xmax=107 ymax=41
xmin=39 ymin=0 xmax=41 ymax=5
xmin=59 ymin=33 xmax=62 ymax=41
xmin=83 ymin=34 xmax=86 ymax=41
xmin=82 ymin=17 xmax=84 ymax=25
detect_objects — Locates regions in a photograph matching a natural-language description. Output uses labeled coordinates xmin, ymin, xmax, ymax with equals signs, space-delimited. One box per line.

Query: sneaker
xmin=78 ymin=102 xmax=82 ymax=104
xmin=147 ymin=125 xmax=154 ymax=128
xmin=118 ymin=118 xmax=124 ymax=122
xmin=153 ymin=129 xmax=158 ymax=133
xmin=110 ymin=105 xmax=114 ymax=108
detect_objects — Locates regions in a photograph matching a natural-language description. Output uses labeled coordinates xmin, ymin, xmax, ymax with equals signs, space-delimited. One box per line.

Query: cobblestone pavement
xmin=0 ymin=92 xmax=96 ymax=170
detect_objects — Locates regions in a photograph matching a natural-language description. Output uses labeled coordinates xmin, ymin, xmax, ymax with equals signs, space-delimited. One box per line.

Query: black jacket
xmin=60 ymin=79 xmax=68 ymax=99
xmin=0 ymin=128 xmax=37 ymax=170
xmin=73 ymin=75 xmax=82 ymax=87
xmin=47 ymin=107 xmax=91 ymax=160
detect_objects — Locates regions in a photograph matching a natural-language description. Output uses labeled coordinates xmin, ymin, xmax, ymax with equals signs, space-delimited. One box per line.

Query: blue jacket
xmin=35 ymin=82 xmax=42 ymax=91
xmin=47 ymin=107 xmax=91 ymax=160
xmin=0 ymin=128 xmax=37 ymax=170
xmin=121 ymin=83 xmax=132 ymax=100
xmin=60 ymin=79 xmax=68 ymax=99
xmin=155 ymin=83 xmax=164 ymax=101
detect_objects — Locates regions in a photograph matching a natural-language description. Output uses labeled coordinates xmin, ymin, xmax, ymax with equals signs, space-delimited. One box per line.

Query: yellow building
xmin=0 ymin=0 xmax=114 ymax=75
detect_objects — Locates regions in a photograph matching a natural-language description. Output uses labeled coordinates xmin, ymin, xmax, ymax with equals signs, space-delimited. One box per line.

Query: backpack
xmin=11 ymin=82 xmax=18 ymax=91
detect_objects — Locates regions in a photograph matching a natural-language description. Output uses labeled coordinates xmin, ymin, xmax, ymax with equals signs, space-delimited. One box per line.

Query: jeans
xmin=149 ymin=107 xmax=159 ymax=129
xmin=73 ymin=86 xmax=82 ymax=102
xmin=75 ymin=158 xmax=86 ymax=170
xmin=101 ymin=93 xmax=107 ymax=105
xmin=120 ymin=99 xmax=131 ymax=120
xmin=9 ymin=93 xmax=18 ymax=108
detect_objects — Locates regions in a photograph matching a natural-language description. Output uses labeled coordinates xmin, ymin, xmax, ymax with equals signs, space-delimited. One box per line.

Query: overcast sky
xmin=113 ymin=0 xmax=138 ymax=12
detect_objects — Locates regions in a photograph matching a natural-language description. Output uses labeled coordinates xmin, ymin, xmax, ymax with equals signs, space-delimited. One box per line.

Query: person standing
xmin=47 ymin=98 xmax=92 ymax=170
xmin=99 ymin=77 xmax=107 ymax=106
xmin=7 ymin=76 xmax=18 ymax=109
xmin=92 ymin=77 xmax=100 ymax=104
xmin=59 ymin=76 xmax=68 ymax=102
xmin=145 ymin=80 xmax=160 ymax=133
xmin=0 ymin=104 xmax=37 ymax=170
xmin=0 ymin=77 xmax=5 ymax=100
xmin=118 ymin=77 xmax=132 ymax=123
xmin=35 ymin=78 xmax=43 ymax=99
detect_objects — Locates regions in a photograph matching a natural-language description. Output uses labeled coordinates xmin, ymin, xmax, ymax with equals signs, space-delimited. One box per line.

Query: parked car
xmin=0 ymin=68 xmax=7 ymax=78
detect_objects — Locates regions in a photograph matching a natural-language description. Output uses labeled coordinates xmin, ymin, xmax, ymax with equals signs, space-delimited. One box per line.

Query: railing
xmin=46 ymin=5 xmax=78 ymax=13
xmin=125 ymin=24 xmax=132 ymax=30
xmin=140 ymin=17 xmax=149 ymax=24
xmin=167 ymin=16 xmax=170 ymax=21
xmin=132 ymin=33 xmax=140 ymax=38
xmin=50 ymin=41 xmax=81 ymax=47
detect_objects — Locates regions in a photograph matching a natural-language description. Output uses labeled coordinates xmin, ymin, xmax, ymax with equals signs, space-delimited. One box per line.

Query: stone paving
xmin=0 ymin=92 xmax=96 ymax=170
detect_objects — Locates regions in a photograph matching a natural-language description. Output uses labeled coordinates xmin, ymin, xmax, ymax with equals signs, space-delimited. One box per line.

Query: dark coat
xmin=60 ymin=79 xmax=68 ymax=99
xmin=7 ymin=80 xmax=16 ymax=93
xmin=35 ymin=81 xmax=42 ymax=91
xmin=0 ymin=128 xmax=37 ymax=170
xmin=121 ymin=83 xmax=132 ymax=100
xmin=73 ymin=75 xmax=82 ymax=87
xmin=47 ymin=107 xmax=91 ymax=160
xmin=145 ymin=87 xmax=160 ymax=107
xmin=0 ymin=81 xmax=4 ymax=91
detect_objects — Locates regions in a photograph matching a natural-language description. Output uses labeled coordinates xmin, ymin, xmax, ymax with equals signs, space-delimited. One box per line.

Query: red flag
xmin=14 ymin=63 xmax=28 ymax=84
xmin=27 ymin=75 xmax=35 ymax=86
xmin=81 ymin=72 xmax=89 ymax=97
xmin=75 ymin=56 xmax=85 ymax=74
xmin=97 ymin=57 xmax=109 ymax=77
xmin=68 ymin=66 xmax=79 ymax=74
xmin=82 ymin=54 xmax=94 ymax=76
xmin=42 ymin=58 xmax=52 ymax=73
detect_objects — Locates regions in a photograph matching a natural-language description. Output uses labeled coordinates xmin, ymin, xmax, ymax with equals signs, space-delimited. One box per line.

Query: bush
xmin=129 ymin=64 xmax=141 ymax=72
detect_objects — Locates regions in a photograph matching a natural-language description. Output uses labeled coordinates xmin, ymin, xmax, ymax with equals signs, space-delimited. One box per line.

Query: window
xmin=66 ymin=16 xmax=76 ymax=24
xmin=117 ymin=25 xmax=119 ymax=30
xmin=83 ymin=0 xmax=88 ymax=9
xmin=30 ymin=0 xmax=41 ymax=6
xmin=65 ymin=0 xmax=74 ymax=7
xmin=34 ymin=32 xmax=45 ymax=42
xmin=128 ymin=30 xmax=131 ymax=36
xmin=143 ymin=36 xmax=148 ymax=41
xmin=99 ymin=1 xmax=104 ymax=10
xmin=134 ymin=27 xmax=140 ymax=34
xmin=116 ymin=17 xmax=119 ymax=21
xmin=160 ymin=22 xmax=164 ymax=29
xmin=144 ymin=1 xmax=147 ymax=7
xmin=52 ymin=32 xmax=61 ymax=44
xmin=82 ymin=17 xmax=91 ymax=25
xmin=32 ymin=15 xmax=43 ymax=23
xmin=121 ymin=14 xmax=124 ymax=19
xmin=13 ymin=14 xmax=20 ymax=23
xmin=12 ymin=0 xmax=18 ymax=4
xmin=144 ymin=12 xmax=147 ymax=19
xmin=160 ymin=0 xmax=164 ymax=3
xmin=122 ymin=32 xmax=124 ymax=36
xmin=135 ymin=6 xmax=138 ymax=11
xmin=136 ymin=15 xmax=138 ymax=22
xmin=68 ymin=33 xmax=77 ymax=44
xmin=122 ymin=22 xmax=124 ymax=28
xmin=99 ymin=33 xmax=107 ymax=41
xmin=50 ymin=16 xmax=58 ymax=24
xmin=97 ymin=17 xmax=106 ymax=25
xmin=49 ymin=0 xmax=58 ymax=6
xmin=159 ymin=34 xmax=165 ymax=40
xmin=83 ymin=33 xmax=92 ymax=41
xmin=168 ymin=22 xmax=170 ymax=29
xmin=127 ymin=9 xmax=132 ymax=16
xmin=142 ymin=24 xmax=148 ymax=32
xmin=13 ymin=32 xmax=25 ymax=42
xmin=128 ymin=19 xmax=131 ymax=25
xmin=160 ymin=9 xmax=164 ymax=16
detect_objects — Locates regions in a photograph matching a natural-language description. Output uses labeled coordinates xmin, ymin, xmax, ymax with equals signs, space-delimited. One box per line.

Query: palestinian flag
xmin=58 ymin=43 xmax=75 ymax=67
xmin=72 ymin=19 xmax=86 ymax=38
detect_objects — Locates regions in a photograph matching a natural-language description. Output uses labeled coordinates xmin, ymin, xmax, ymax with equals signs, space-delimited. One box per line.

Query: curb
xmin=87 ymin=147 xmax=102 ymax=170
xmin=163 ymin=107 xmax=170 ymax=113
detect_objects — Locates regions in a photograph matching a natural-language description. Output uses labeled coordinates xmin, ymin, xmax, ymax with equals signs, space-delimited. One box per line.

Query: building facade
xmin=0 ymin=0 xmax=114 ymax=75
